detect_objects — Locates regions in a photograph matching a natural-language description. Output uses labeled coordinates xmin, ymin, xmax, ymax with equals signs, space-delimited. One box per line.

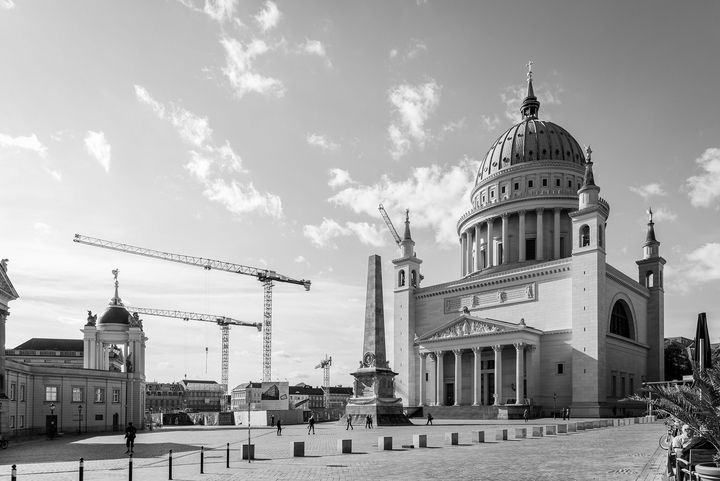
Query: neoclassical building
xmin=392 ymin=70 xmax=665 ymax=418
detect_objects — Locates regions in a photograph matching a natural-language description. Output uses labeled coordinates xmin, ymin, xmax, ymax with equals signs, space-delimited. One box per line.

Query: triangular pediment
xmin=0 ymin=260 xmax=20 ymax=302
xmin=416 ymin=315 xmax=526 ymax=343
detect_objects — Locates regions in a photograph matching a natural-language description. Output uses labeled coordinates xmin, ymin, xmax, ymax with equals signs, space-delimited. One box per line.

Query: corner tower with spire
xmin=392 ymin=210 xmax=423 ymax=406
xmin=636 ymin=208 xmax=666 ymax=381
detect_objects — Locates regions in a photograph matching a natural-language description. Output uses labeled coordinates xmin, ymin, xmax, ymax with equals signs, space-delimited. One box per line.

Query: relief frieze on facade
xmin=443 ymin=282 xmax=535 ymax=314
xmin=428 ymin=319 xmax=503 ymax=341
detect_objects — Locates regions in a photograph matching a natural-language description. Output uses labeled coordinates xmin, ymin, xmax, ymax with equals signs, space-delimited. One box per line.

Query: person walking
xmin=523 ymin=408 xmax=529 ymax=423
xmin=271 ymin=414 xmax=275 ymax=427
xmin=346 ymin=414 xmax=353 ymax=430
xmin=124 ymin=422 xmax=137 ymax=454
xmin=276 ymin=418 xmax=282 ymax=436
xmin=364 ymin=414 xmax=370 ymax=429
xmin=307 ymin=414 xmax=315 ymax=435
xmin=426 ymin=413 xmax=433 ymax=425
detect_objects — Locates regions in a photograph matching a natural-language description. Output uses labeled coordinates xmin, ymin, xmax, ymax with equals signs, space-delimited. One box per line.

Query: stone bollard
xmin=531 ymin=426 xmax=543 ymax=437
xmin=567 ymin=422 xmax=577 ymax=432
xmin=592 ymin=420 xmax=601 ymax=429
xmin=576 ymin=422 xmax=586 ymax=431
xmin=495 ymin=429 xmax=508 ymax=441
xmin=242 ymin=444 xmax=255 ymax=460
xmin=632 ymin=417 xmax=639 ymax=424
xmin=337 ymin=439 xmax=352 ymax=453
xmin=545 ymin=425 xmax=557 ymax=435
xmin=378 ymin=436 xmax=392 ymax=451
xmin=293 ymin=441 xmax=305 ymax=457
xmin=445 ymin=432 xmax=459 ymax=445
xmin=515 ymin=428 xmax=527 ymax=439
xmin=557 ymin=424 xmax=567 ymax=434
xmin=413 ymin=434 xmax=428 ymax=448
xmin=471 ymin=431 xmax=485 ymax=443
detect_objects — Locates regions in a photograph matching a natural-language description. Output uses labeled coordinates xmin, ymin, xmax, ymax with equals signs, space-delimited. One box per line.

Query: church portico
xmin=416 ymin=315 xmax=540 ymax=409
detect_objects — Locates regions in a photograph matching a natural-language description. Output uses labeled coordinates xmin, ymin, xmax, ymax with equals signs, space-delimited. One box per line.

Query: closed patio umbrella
xmin=693 ymin=312 xmax=712 ymax=372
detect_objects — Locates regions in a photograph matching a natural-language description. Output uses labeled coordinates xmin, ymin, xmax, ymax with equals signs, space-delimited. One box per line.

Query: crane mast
xmin=315 ymin=355 xmax=332 ymax=409
xmin=74 ymin=234 xmax=310 ymax=382
xmin=129 ymin=306 xmax=261 ymax=411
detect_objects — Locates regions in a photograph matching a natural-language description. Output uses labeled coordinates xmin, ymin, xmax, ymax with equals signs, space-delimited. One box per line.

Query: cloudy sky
xmin=1 ymin=1 xmax=719 ymax=389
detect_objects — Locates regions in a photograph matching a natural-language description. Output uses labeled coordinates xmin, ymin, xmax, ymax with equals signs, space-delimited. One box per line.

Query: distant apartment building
xmin=182 ymin=380 xmax=224 ymax=412
xmin=145 ymin=382 xmax=185 ymax=412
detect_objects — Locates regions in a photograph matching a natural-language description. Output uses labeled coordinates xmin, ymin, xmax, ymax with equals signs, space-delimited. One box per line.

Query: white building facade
xmin=392 ymin=71 xmax=665 ymax=418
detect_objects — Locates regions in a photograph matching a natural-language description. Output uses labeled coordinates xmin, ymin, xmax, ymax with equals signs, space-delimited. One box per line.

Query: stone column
xmin=501 ymin=214 xmax=509 ymax=265
xmin=460 ymin=234 xmax=467 ymax=277
xmin=472 ymin=347 xmax=482 ymax=406
xmin=536 ymin=208 xmax=544 ymax=261
xmin=518 ymin=210 xmax=526 ymax=262
xmin=435 ymin=350 xmax=444 ymax=406
xmin=419 ymin=352 xmax=428 ymax=406
xmin=466 ymin=229 xmax=474 ymax=274
xmin=514 ymin=342 xmax=525 ymax=405
xmin=553 ymin=208 xmax=561 ymax=259
xmin=492 ymin=345 xmax=503 ymax=405
xmin=453 ymin=349 xmax=462 ymax=406
xmin=486 ymin=218 xmax=494 ymax=268
xmin=474 ymin=224 xmax=482 ymax=271
xmin=0 ymin=310 xmax=6 ymax=396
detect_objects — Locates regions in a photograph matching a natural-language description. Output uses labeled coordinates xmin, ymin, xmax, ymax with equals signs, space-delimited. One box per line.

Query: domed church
xmin=392 ymin=67 xmax=665 ymax=418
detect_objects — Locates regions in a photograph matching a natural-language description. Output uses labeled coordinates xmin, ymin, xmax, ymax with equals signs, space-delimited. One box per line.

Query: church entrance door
xmin=445 ymin=384 xmax=454 ymax=406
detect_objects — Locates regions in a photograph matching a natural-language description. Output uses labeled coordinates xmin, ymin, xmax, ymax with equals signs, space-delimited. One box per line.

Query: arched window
xmin=598 ymin=225 xmax=603 ymax=248
xmin=580 ymin=225 xmax=590 ymax=247
xmin=610 ymin=300 xmax=634 ymax=340
xmin=411 ymin=270 xmax=418 ymax=287
xmin=398 ymin=270 xmax=405 ymax=287
xmin=645 ymin=271 xmax=654 ymax=288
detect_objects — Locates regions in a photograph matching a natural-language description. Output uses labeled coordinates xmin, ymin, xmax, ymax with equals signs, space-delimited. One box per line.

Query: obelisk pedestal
xmin=344 ymin=255 xmax=411 ymax=426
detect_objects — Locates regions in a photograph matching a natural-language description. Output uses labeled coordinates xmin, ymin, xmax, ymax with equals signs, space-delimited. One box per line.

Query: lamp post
xmin=78 ymin=405 xmax=83 ymax=434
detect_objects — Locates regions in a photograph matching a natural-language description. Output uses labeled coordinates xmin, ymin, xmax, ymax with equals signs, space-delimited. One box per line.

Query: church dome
xmin=98 ymin=303 xmax=130 ymax=325
xmin=476 ymin=118 xmax=585 ymax=184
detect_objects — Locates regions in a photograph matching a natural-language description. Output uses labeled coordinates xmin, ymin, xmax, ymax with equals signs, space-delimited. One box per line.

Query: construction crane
xmin=129 ymin=307 xmax=260 ymax=411
xmin=73 ymin=234 xmax=311 ymax=382
xmin=378 ymin=203 xmax=402 ymax=246
xmin=315 ymin=355 xmax=332 ymax=409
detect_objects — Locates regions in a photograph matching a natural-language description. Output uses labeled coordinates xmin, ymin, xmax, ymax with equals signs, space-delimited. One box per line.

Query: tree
xmin=665 ymin=340 xmax=692 ymax=382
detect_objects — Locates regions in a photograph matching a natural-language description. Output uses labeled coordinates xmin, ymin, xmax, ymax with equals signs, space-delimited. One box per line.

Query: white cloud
xmin=630 ymin=182 xmax=666 ymax=199
xmin=687 ymin=148 xmax=720 ymax=208
xmin=0 ymin=132 xmax=47 ymax=157
xmin=134 ymin=85 xmax=212 ymax=147
xmin=389 ymin=48 xmax=398 ymax=59
xmin=650 ymin=207 xmax=677 ymax=222
xmin=33 ymin=222 xmax=52 ymax=234
xmin=203 ymin=0 xmax=236 ymax=22
xmin=0 ymin=0 xmax=14 ymax=9
xmin=387 ymin=80 xmax=440 ymax=160
xmin=405 ymin=38 xmax=427 ymax=59
xmin=328 ymin=168 xmax=352 ymax=189
xmin=441 ymin=118 xmax=466 ymax=134
xmin=294 ymin=255 xmax=306 ymax=263
xmin=501 ymin=82 xmax=562 ymax=122
xmin=306 ymin=133 xmax=339 ymax=152
xmin=300 ymin=39 xmax=332 ymax=68
xmin=135 ymin=85 xmax=281 ymax=219
xmin=220 ymin=37 xmax=286 ymax=99
xmin=255 ymin=1 xmax=280 ymax=32
xmin=203 ymin=179 xmax=283 ymax=219
xmin=84 ymin=131 xmax=111 ymax=173
xmin=303 ymin=218 xmax=385 ymax=248
xmin=328 ymin=157 xmax=479 ymax=245
xmin=481 ymin=115 xmax=500 ymax=132
xmin=686 ymin=243 xmax=720 ymax=282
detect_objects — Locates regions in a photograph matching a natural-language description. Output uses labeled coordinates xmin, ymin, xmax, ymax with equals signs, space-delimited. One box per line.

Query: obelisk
xmin=344 ymin=255 xmax=411 ymax=425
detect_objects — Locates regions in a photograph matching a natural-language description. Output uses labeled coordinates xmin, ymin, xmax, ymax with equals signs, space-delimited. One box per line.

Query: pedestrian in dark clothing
xmin=276 ymin=419 xmax=282 ymax=435
xmin=523 ymin=408 xmax=529 ymax=423
xmin=124 ymin=422 xmax=137 ymax=453
xmin=426 ymin=413 xmax=433 ymax=425
xmin=369 ymin=415 xmax=373 ymax=428
xmin=565 ymin=407 xmax=571 ymax=420
xmin=271 ymin=415 xmax=275 ymax=427
xmin=346 ymin=414 xmax=353 ymax=430
xmin=562 ymin=408 xmax=566 ymax=421
xmin=307 ymin=415 xmax=316 ymax=434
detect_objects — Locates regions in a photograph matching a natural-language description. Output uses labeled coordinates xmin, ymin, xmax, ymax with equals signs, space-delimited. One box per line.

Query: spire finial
xmin=585 ymin=145 xmax=592 ymax=163
xmin=647 ymin=207 xmax=653 ymax=224
xmin=520 ymin=61 xmax=540 ymax=120
xmin=527 ymin=60 xmax=534 ymax=82
xmin=111 ymin=268 xmax=122 ymax=306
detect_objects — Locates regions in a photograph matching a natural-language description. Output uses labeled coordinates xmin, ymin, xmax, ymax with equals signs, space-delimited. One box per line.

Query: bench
xmin=676 ymin=448 xmax=716 ymax=481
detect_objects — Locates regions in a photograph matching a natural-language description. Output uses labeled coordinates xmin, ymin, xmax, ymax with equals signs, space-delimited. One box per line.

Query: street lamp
xmin=50 ymin=403 xmax=55 ymax=415
xmin=78 ymin=405 xmax=83 ymax=434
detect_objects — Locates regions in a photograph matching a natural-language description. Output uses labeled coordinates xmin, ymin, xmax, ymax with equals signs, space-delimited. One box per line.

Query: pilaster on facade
xmin=501 ymin=214 xmax=509 ymax=265
xmin=418 ymin=352 xmax=428 ymax=406
xmin=435 ymin=350 xmax=444 ymax=406
xmin=518 ymin=210 xmax=526 ymax=262
xmin=492 ymin=345 xmax=503 ymax=405
xmin=453 ymin=349 xmax=463 ymax=406
xmin=513 ymin=342 xmax=526 ymax=404
xmin=536 ymin=208 xmax=545 ymax=260
xmin=472 ymin=347 xmax=482 ymax=406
